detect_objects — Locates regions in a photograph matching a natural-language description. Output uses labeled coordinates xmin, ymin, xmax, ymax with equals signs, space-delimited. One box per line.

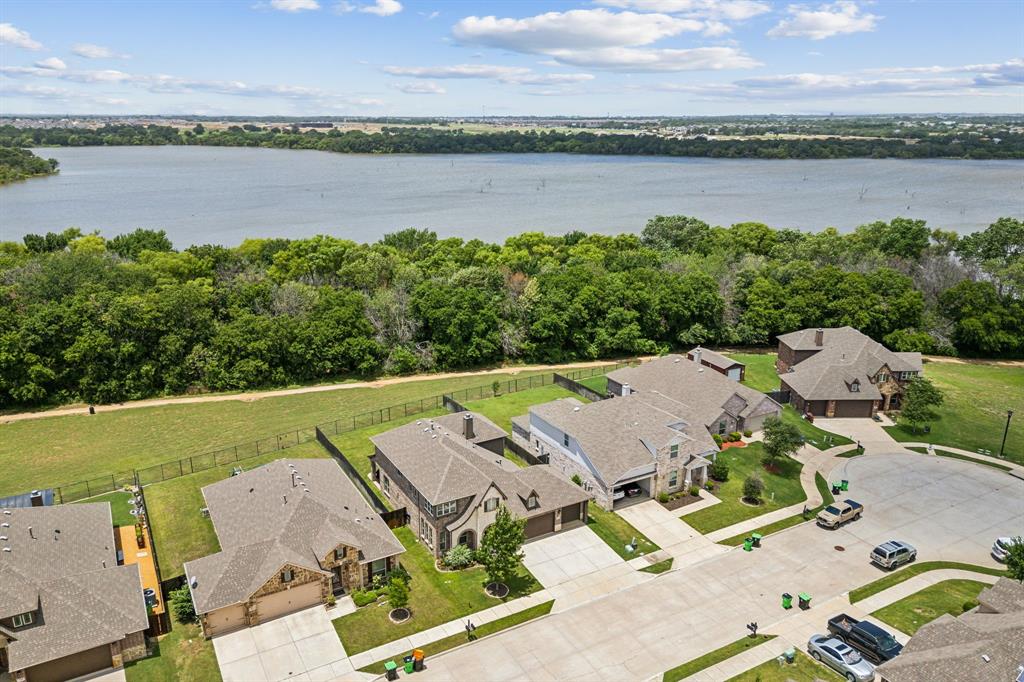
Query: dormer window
xmin=850 ymin=380 xmax=860 ymax=392
xmin=526 ymin=494 xmax=539 ymax=510
xmin=877 ymin=373 xmax=889 ymax=383
xmin=12 ymin=611 xmax=34 ymax=628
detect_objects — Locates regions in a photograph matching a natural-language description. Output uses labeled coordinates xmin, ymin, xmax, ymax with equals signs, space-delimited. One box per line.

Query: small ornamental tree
xmin=169 ymin=584 xmax=197 ymax=624
xmin=388 ymin=575 xmax=409 ymax=611
xmin=742 ymin=475 xmax=764 ymax=504
xmin=1006 ymin=536 xmax=1024 ymax=584
xmin=478 ymin=506 xmax=526 ymax=591
xmin=762 ymin=415 xmax=803 ymax=465
xmin=901 ymin=376 xmax=944 ymax=433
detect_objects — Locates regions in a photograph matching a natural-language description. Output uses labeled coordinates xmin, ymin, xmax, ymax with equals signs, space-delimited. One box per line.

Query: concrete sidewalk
xmin=901 ymin=441 xmax=1024 ymax=478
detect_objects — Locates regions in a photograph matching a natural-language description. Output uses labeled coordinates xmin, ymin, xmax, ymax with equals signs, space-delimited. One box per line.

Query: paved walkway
xmin=617 ymin=500 xmax=729 ymax=567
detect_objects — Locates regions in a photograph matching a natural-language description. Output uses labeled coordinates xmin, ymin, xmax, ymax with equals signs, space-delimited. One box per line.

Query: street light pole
xmin=999 ymin=410 xmax=1013 ymax=459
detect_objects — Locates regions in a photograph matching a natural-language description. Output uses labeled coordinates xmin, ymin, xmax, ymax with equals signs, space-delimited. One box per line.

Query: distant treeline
xmin=1 ymin=216 xmax=1021 ymax=408
xmin=3 ymin=124 xmax=1023 ymax=159
xmin=0 ymin=147 xmax=58 ymax=185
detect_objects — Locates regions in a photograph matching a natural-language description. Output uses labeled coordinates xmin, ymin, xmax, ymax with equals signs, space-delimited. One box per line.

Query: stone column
xmin=553 ymin=508 xmax=562 ymax=532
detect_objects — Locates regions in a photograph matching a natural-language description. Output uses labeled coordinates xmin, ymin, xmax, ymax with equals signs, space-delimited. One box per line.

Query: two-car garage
xmin=203 ymin=580 xmax=323 ymax=637
xmin=523 ymin=502 xmax=587 ymax=540
xmin=24 ymin=645 xmax=112 ymax=682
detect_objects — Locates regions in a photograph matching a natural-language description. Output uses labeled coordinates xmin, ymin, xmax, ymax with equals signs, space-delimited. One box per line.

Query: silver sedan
xmin=808 ymin=634 xmax=876 ymax=681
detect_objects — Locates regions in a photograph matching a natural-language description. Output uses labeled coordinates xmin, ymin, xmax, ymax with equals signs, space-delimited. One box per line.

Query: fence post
xmin=86 ymin=480 xmax=91 ymax=497
xmin=111 ymin=474 xmax=116 ymax=491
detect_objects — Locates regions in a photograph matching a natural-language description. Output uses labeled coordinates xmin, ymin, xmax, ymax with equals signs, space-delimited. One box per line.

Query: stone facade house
xmin=776 ymin=327 xmax=923 ymax=417
xmin=370 ymin=412 xmax=590 ymax=557
xmin=183 ymin=459 xmax=404 ymax=638
xmin=0 ymin=504 xmax=149 ymax=682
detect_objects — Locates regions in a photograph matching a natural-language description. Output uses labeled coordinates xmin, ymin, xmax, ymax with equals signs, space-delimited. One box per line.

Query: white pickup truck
xmin=816 ymin=499 xmax=864 ymax=529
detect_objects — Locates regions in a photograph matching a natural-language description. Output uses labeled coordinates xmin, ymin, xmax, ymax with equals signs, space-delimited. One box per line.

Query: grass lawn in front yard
xmin=724 ymin=352 xmax=780 ymax=394
xmin=145 ymin=440 xmax=330 ymax=579
xmin=728 ymin=650 xmax=843 ymax=681
xmin=780 ymin=405 xmax=853 ymax=450
xmin=639 ymin=558 xmax=674 ymax=574
xmin=74 ymin=490 xmax=136 ymax=527
xmin=333 ymin=527 xmax=541 ymax=656
xmin=871 ymin=579 xmax=989 ymax=635
xmin=884 ymin=361 xmax=1023 ymax=465
xmin=849 ymin=561 xmax=1008 ymax=604
xmin=586 ymin=504 xmax=660 ymax=559
xmin=717 ymin=473 xmax=833 ymax=546
xmin=681 ymin=442 xmax=806 ymax=535
xmin=663 ymin=635 xmax=776 ymax=682
xmin=124 ymin=610 xmax=221 ymax=682
xmin=906 ymin=446 xmax=1013 ymax=472
xmin=357 ymin=600 xmax=554 ymax=674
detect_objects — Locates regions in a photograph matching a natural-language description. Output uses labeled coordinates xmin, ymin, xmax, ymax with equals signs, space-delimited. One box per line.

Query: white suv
xmin=870 ymin=540 xmax=917 ymax=570
xmin=992 ymin=537 xmax=1022 ymax=562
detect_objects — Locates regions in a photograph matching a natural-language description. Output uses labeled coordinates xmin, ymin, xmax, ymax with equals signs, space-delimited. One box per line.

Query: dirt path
xmin=1 ymin=359 xmax=644 ymax=424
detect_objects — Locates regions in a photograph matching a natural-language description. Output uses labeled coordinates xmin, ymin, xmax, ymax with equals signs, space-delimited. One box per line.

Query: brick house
xmin=183 ymin=459 xmax=404 ymax=638
xmin=370 ymin=412 xmax=590 ymax=557
xmin=0 ymin=504 xmax=149 ymax=682
xmin=776 ymin=327 xmax=923 ymax=417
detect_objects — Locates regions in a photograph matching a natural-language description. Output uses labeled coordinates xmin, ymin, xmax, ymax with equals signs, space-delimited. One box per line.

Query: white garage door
xmin=255 ymin=581 xmax=322 ymax=623
xmin=206 ymin=604 xmax=247 ymax=637
xmin=728 ymin=367 xmax=742 ymax=381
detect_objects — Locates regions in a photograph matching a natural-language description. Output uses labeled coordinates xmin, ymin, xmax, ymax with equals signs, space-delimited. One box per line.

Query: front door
xmin=332 ymin=566 xmax=345 ymax=595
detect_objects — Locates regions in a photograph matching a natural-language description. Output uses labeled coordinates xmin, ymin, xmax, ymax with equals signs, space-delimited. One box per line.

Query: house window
xmin=382 ymin=475 xmax=390 ymax=496
xmin=12 ymin=612 xmax=33 ymax=628
xmin=668 ymin=470 xmax=678 ymax=488
xmin=421 ymin=497 xmax=433 ymax=515
xmin=440 ymin=531 xmax=449 ymax=552
xmin=436 ymin=501 xmax=456 ymax=517
xmin=850 ymin=381 xmax=860 ymax=392
xmin=718 ymin=421 xmax=727 ymax=435
xmin=484 ymin=498 xmax=498 ymax=512
xmin=335 ymin=548 xmax=345 ymax=562
xmin=563 ymin=433 xmax=570 ymax=447
xmin=281 ymin=569 xmax=294 ymax=583
xmin=526 ymin=494 xmax=539 ymax=510
xmin=670 ymin=444 xmax=679 ymax=459
xmin=370 ymin=558 xmax=387 ymax=578
xmin=877 ymin=373 xmax=890 ymax=383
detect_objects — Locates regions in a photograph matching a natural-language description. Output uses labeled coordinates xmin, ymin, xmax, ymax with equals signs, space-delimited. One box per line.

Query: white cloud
xmin=270 ymin=0 xmax=320 ymax=11
xmin=71 ymin=43 xmax=130 ymax=59
xmin=597 ymin=0 xmax=770 ymax=21
xmin=0 ymin=83 xmax=129 ymax=106
xmin=382 ymin=63 xmax=596 ymax=85
xmin=768 ymin=1 xmax=880 ymax=40
xmin=0 ymin=23 xmax=43 ymax=51
xmin=547 ymin=46 xmax=761 ymax=71
xmin=393 ymin=81 xmax=446 ymax=94
xmin=337 ymin=0 xmax=402 ymax=15
xmin=34 ymin=57 xmax=67 ymax=70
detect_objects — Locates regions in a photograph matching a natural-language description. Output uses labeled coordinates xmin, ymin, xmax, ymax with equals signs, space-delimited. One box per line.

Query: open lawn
xmin=663 ymin=635 xmax=776 ymax=682
xmin=728 ymin=651 xmax=843 ymax=681
xmin=0 ymin=369 xmax=555 ymax=499
xmin=124 ymin=610 xmax=220 ymax=682
xmin=885 ymin=361 xmax=1023 ymax=464
xmin=586 ymin=504 xmax=660 ymax=559
xmin=145 ymin=440 xmax=330 ymax=579
xmin=682 ymin=443 xmax=806 ymax=535
xmin=781 ymin=405 xmax=853 ymax=450
xmin=725 ymin=352 xmax=780 ymax=394
xmin=333 ymin=527 xmax=541 ymax=656
xmin=579 ymin=375 xmax=608 ymax=394
xmin=849 ymin=561 xmax=1008 ymax=604
xmin=463 ymin=384 xmax=583 ymax=434
xmin=357 ymin=601 xmax=554 ymax=674
xmin=75 ymin=490 xmax=136 ymax=527
xmin=871 ymin=579 xmax=988 ymax=635
xmin=906 ymin=446 xmax=1013 ymax=472
xmin=717 ymin=473 xmax=833 ymax=546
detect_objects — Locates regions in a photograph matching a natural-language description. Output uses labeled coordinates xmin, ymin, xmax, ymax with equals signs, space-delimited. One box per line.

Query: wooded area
xmin=1 ymin=216 xmax=1021 ymax=408
xmin=0 ymin=146 xmax=58 ymax=185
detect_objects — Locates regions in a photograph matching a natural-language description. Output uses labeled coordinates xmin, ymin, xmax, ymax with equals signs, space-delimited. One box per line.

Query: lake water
xmin=2 ymin=146 xmax=1022 ymax=246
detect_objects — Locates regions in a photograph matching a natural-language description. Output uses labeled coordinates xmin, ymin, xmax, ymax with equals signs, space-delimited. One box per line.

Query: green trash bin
xmin=384 ymin=661 xmax=398 ymax=681
xmin=782 ymin=592 xmax=793 ymax=609
xmin=751 ymin=532 xmax=763 ymax=548
xmin=841 ymin=479 xmax=849 ymax=491
xmin=404 ymin=660 xmax=415 ymax=674
xmin=743 ymin=538 xmax=753 ymax=552
xmin=798 ymin=592 xmax=812 ymax=609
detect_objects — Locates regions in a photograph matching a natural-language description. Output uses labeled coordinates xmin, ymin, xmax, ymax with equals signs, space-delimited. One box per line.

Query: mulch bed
xmin=389 ymin=607 xmax=411 ymax=623
xmin=720 ymin=441 xmax=748 ymax=449
xmin=659 ymin=494 xmax=703 ymax=511
xmin=485 ymin=582 xmax=509 ymax=599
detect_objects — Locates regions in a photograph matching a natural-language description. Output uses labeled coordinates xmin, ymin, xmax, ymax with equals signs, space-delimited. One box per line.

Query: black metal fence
xmin=553 ymin=373 xmax=608 ymax=402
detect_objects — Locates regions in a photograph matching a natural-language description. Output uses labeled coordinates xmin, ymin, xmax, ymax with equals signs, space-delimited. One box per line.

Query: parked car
xmin=622 ymin=482 xmax=643 ymax=497
xmin=870 ymin=540 xmax=917 ymax=570
xmin=807 ymin=635 xmax=877 ymax=681
xmin=992 ymin=536 xmax=1022 ymax=562
xmin=816 ymin=499 xmax=864 ymax=529
xmin=827 ymin=614 xmax=903 ymax=663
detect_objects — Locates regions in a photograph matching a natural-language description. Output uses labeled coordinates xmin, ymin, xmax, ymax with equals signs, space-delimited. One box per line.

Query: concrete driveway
xmin=522 ymin=525 xmax=623 ymax=587
xmin=415 ymin=452 xmax=1024 ymax=681
xmin=213 ymin=606 xmax=354 ymax=682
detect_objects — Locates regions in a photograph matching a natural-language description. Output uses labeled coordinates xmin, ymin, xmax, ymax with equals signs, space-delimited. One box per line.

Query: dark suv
xmin=828 ymin=614 xmax=903 ymax=663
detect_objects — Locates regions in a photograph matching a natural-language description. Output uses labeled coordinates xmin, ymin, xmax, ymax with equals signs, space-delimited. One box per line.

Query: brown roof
xmin=876 ymin=578 xmax=1024 ymax=682
xmin=0 ymin=504 xmax=148 ymax=671
xmin=687 ymin=347 xmax=744 ymax=370
xmin=778 ymin=327 xmax=923 ymax=401
xmin=184 ymin=459 xmax=403 ymax=614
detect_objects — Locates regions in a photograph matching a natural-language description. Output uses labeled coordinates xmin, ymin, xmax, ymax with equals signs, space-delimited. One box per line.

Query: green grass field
xmin=780 ymin=405 xmax=853 ymax=450
xmin=885 ymin=361 xmax=1023 ymax=464
xmin=906 ymin=446 xmax=1013 ymax=472
xmin=663 ymin=635 xmax=776 ymax=682
xmin=849 ymin=561 xmax=1008 ymax=603
xmin=463 ymin=384 xmax=582 ymax=433
xmin=333 ymin=527 xmax=540 ymax=656
xmin=717 ymin=473 xmax=833 ymax=546
xmin=579 ymin=375 xmax=608 ymax=394
xmin=681 ymin=443 xmax=806 ymax=535
xmin=728 ymin=651 xmax=843 ymax=681
xmin=145 ymin=440 xmax=330 ymax=579
xmin=586 ymin=504 xmax=660 ymax=559
xmin=124 ymin=609 xmax=221 ymax=682
xmin=871 ymin=579 xmax=988 ymax=635
xmin=0 ymin=369 xmax=555 ymax=498
xmin=74 ymin=490 xmax=136 ymax=527
xmin=725 ymin=352 xmax=780 ymax=393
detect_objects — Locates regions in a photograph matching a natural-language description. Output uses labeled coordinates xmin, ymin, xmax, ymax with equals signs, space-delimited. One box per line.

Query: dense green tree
xmin=762 ymin=415 xmax=803 ymax=465
xmin=477 ymin=506 xmax=526 ymax=590
xmin=901 ymin=376 xmax=945 ymax=432
xmin=108 ymin=229 xmax=174 ymax=259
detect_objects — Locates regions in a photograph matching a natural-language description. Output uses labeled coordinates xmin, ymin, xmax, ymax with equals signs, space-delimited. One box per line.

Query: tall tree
xmin=900 ymin=376 xmax=944 ymax=432
xmin=762 ymin=415 xmax=804 ymax=464
xmin=477 ymin=506 xmax=526 ymax=590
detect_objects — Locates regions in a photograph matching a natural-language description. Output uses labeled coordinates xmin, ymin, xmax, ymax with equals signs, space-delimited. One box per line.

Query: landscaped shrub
xmin=689 ymin=485 xmax=700 ymax=496
xmin=742 ymin=474 xmax=764 ymax=503
xmin=443 ymin=544 xmax=475 ymax=569
xmin=710 ymin=461 xmax=730 ymax=482
xmin=712 ymin=434 xmax=723 ymax=446
xmin=169 ymin=585 xmax=197 ymax=624
xmin=743 ymin=429 xmax=752 ymax=438
xmin=963 ymin=600 xmax=978 ymax=612
xmin=352 ymin=589 xmax=379 ymax=607
xmin=325 ymin=594 xmax=336 ymax=607
xmin=657 ymin=492 xmax=670 ymax=503
xmin=571 ymin=474 xmax=583 ymax=486
xmin=391 ymin=564 xmax=412 ymax=586
xmin=388 ymin=576 xmax=409 ymax=610
xmin=729 ymin=431 xmax=742 ymax=442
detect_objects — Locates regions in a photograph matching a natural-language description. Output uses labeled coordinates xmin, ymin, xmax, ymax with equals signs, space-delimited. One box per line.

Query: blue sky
xmin=1 ymin=1 xmax=1021 ymax=116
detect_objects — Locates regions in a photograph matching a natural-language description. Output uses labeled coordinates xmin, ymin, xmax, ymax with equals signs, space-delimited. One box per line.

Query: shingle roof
xmin=876 ymin=578 xmax=1024 ymax=682
xmin=530 ymin=391 xmax=719 ymax=486
xmin=778 ymin=327 xmax=923 ymax=401
xmin=0 ymin=504 xmax=148 ymax=671
xmin=184 ymin=459 xmax=403 ymax=614
xmin=687 ymin=347 xmax=743 ymax=370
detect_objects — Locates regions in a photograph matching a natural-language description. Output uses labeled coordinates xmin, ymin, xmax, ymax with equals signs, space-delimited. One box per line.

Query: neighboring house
xmin=776 ymin=327 xmax=923 ymax=417
xmin=516 ymin=391 xmax=720 ymax=511
xmin=0 ymin=504 xmax=149 ymax=682
xmin=183 ymin=459 xmax=404 ymax=638
xmin=686 ymin=346 xmax=746 ymax=382
xmin=370 ymin=412 xmax=590 ymax=557
xmin=876 ymin=577 xmax=1024 ymax=682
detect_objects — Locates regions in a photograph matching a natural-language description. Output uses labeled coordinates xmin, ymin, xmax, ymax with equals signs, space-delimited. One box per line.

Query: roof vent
xmin=573 ymin=406 xmax=580 ymax=412
xmin=0 ymin=522 xmax=8 ymax=528
xmin=0 ymin=536 xmax=6 ymax=541
xmin=674 ymin=358 xmax=680 ymax=363
xmin=981 ymin=654 xmax=991 ymax=663
xmin=2 ymin=547 xmax=10 ymax=552
xmin=2 ymin=510 xmax=11 ymax=515
xmin=190 ymin=576 xmax=198 ymax=589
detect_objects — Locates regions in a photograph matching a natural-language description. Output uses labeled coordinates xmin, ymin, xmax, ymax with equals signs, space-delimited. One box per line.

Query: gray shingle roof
xmin=687 ymin=347 xmax=743 ymax=370
xmin=0 ymin=504 xmax=148 ymax=671
xmin=184 ymin=459 xmax=403 ymax=614
xmin=778 ymin=327 xmax=923 ymax=401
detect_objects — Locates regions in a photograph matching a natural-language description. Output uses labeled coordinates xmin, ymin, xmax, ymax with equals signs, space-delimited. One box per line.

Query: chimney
xmin=815 ymin=328 xmax=824 ymax=346
xmin=693 ymin=347 xmax=702 ymax=366
xmin=463 ymin=413 xmax=475 ymax=440
xmin=621 ymin=382 xmax=631 ymax=397
xmin=30 ymin=490 xmax=43 ymax=507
